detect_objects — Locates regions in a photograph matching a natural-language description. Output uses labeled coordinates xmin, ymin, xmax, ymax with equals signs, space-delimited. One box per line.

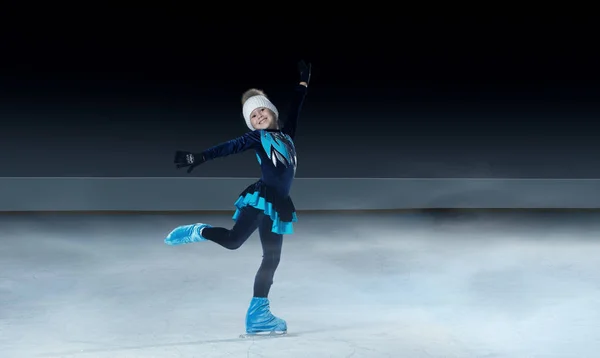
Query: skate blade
xmin=239 ymin=331 xmax=287 ymax=339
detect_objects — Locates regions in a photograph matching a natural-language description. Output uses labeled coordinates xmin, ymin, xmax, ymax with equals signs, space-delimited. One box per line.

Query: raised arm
xmin=282 ymin=84 xmax=308 ymax=140
xmin=282 ymin=60 xmax=311 ymax=140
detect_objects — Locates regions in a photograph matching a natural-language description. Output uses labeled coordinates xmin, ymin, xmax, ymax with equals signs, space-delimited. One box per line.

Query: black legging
xmin=201 ymin=206 xmax=283 ymax=298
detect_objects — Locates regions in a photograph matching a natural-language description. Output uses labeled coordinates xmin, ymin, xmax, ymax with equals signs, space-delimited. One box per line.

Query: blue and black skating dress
xmin=200 ymin=84 xmax=307 ymax=234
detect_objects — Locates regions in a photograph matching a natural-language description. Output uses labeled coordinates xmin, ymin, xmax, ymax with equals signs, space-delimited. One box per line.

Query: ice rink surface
xmin=2 ymin=211 xmax=600 ymax=357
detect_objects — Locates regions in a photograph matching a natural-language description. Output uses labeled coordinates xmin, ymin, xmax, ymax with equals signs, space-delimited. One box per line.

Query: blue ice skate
xmin=244 ymin=297 xmax=287 ymax=336
xmin=164 ymin=223 xmax=212 ymax=245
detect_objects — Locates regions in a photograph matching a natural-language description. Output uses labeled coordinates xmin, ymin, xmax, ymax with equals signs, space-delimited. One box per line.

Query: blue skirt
xmin=232 ymin=181 xmax=297 ymax=235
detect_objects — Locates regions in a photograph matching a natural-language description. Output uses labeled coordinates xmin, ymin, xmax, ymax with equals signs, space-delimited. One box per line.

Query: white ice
xmin=1 ymin=211 xmax=600 ymax=357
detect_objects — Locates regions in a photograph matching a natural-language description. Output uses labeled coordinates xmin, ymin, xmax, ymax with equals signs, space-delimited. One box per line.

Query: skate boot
xmin=242 ymin=297 xmax=287 ymax=337
xmin=164 ymin=223 xmax=212 ymax=245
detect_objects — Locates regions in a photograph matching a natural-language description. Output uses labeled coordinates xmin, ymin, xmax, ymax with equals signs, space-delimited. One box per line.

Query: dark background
xmin=0 ymin=17 xmax=597 ymax=178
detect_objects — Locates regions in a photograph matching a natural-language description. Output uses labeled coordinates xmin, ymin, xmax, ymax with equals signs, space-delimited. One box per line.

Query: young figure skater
xmin=165 ymin=60 xmax=311 ymax=336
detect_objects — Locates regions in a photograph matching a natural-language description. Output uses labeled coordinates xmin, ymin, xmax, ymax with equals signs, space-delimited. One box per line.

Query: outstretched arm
xmin=174 ymin=131 xmax=260 ymax=173
xmin=201 ymin=131 xmax=260 ymax=161
xmin=282 ymin=60 xmax=311 ymax=140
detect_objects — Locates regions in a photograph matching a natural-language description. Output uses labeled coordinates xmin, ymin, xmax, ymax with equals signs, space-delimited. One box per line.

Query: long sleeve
xmin=201 ymin=131 xmax=260 ymax=161
xmin=281 ymin=84 xmax=308 ymax=140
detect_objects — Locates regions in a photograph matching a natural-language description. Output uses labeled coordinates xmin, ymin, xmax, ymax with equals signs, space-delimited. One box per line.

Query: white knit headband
xmin=242 ymin=95 xmax=279 ymax=130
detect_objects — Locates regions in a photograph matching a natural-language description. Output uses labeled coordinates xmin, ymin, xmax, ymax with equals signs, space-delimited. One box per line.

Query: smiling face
xmin=250 ymin=107 xmax=277 ymax=130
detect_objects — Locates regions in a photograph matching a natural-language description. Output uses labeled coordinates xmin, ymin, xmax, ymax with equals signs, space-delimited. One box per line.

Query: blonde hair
xmin=241 ymin=88 xmax=267 ymax=105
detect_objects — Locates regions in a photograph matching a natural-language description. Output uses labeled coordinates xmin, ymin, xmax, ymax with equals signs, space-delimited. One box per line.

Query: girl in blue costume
xmin=166 ymin=60 xmax=311 ymax=336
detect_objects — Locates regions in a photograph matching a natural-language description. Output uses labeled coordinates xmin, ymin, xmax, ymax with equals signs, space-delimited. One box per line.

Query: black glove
xmin=298 ymin=60 xmax=311 ymax=85
xmin=174 ymin=150 xmax=205 ymax=173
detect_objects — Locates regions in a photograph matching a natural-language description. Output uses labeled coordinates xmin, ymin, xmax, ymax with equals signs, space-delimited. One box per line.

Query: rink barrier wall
xmin=1 ymin=177 xmax=600 ymax=212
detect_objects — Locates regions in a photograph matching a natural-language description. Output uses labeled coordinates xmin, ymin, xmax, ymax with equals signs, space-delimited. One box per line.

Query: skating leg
xmin=253 ymin=217 xmax=283 ymax=297
xmin=242 ymin=297 xmax=287 ymax=337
